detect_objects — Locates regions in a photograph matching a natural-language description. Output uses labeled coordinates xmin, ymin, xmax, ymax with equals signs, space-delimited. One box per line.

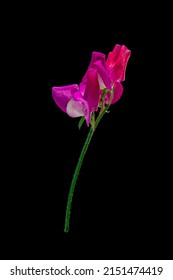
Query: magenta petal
xmin=111 ymin=82 xmax=123 ymax=104
xmin=106 ymin=45 xmax=131 ymax=82
xmin=94 ymin=60 xmax=112 ymax=90
xmin=73 ymin=69 xmax=101 ymax=126
xmin=105 ymin=82 xmax=123 ymax=104
xmin=82 ymin=52 xmax=106 ymax=83
xmin=79 ymin=82 xmax=86 ymax=96
xmin=82 ymin=51 xmax=112 ymax=90
xmin=52 ymin=84 xmax=79 ymax=112
xmin=84 ymin=68 xmax=101 ymax=111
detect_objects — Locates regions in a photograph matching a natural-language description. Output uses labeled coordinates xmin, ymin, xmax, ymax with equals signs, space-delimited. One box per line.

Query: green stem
xmin=64 ymin=104 xmax=110 ymax=232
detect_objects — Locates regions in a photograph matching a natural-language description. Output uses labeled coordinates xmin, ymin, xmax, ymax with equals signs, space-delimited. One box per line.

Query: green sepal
xmin=90 ymin=112 xmax=95 ymax=129
xmin=78 ymin=116 xmax=85 ymax=130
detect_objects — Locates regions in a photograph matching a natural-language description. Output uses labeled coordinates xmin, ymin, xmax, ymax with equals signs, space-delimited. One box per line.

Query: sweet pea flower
xmin=52 ymin=68 xmax=100 ymax=126
xmin=52 ymin=44 xmax=131 ymax=126
xmin=52 ymin=43 xmax=131 ymax=232
xmin=82 ymin=44 xmax=131 ymax=104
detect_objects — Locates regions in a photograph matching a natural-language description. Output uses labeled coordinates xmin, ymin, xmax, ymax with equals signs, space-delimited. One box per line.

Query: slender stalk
xmin=64 ymin=104 xmax=110 ymax=232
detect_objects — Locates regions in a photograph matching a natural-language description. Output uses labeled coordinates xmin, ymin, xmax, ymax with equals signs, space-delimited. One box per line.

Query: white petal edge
xmin=98 ymin=74 xmax=106 ymax=89
xmin=66 ymin=99 xmax=85 ymax=118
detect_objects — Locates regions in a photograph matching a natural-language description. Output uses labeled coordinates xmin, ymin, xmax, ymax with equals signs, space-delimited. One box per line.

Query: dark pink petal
xmin=106 ymin=44 xmax=122 ymax=67
xmin=111 ymin=82 xmax=123 ymax=104
xmin=73 ymin=69 xmax=101 ymax=126
xmin=105 ymin=82 xmax=123 ymax=104
xmin=106 ymin=45 xmax=131 ymax=82
xmin=94 ymin=60 xmax=112 ymax=90
xmin=84 ymin=68 xmax=101 ymax=112
xmin=82 ymin=52 xmax=106 ymax=83
xmin=82 ymin=52 xmax=111 ymax=90
xmin=52 ymin=84 xmax=79 ymax=112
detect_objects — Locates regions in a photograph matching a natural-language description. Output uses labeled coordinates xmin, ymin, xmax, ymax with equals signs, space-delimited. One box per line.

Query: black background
xmin=1 ymin=3 xmax=172 ymax=260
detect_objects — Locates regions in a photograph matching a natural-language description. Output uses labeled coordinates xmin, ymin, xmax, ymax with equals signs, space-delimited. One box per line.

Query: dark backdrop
xmin=1 ymin=3 xmax=172 ymax=260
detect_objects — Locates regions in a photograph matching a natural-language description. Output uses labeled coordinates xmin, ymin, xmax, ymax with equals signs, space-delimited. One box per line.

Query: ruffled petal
xmin=52 ymin=84 xmax=79 ymax=112
xmin=106 ymin=45 xmax=131 ymax=82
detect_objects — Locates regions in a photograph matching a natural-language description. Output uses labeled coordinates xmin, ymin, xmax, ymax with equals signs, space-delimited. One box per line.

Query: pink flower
xmin=52 ymin=44 xmax=131 ymax=126
xmin=52 ymin=69 xmax=100 ymax=126
xmin=83 ymin=45 xmax=131 ymax=104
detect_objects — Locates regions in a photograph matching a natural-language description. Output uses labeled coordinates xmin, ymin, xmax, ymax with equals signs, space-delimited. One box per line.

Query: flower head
xmin=52 ymin=44 xmax=131 ymax=126
xmin=52 ymin=68 xmax=101 ymax=126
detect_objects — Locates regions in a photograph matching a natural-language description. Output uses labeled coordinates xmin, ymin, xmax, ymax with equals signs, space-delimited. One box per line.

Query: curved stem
xmin=64 ymin=103 xmax=110 ymax=232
